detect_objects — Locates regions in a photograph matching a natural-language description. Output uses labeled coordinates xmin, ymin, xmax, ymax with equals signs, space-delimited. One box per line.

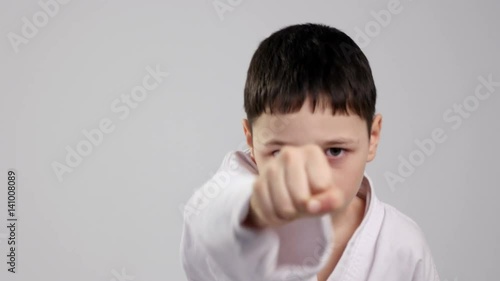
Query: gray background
xmin=0 ymin=0 xmax=498 ymax=280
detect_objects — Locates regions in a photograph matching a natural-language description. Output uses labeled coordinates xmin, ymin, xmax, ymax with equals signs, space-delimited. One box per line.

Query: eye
xmin=325 ymin=147 xmax=345 ymax=158
xmin=271 ymin=150 xmax=280 ymax=157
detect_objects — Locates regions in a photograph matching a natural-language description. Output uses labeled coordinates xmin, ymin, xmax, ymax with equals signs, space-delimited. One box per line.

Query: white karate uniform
xmin=180 ymin=149 xmax=440 ymax=281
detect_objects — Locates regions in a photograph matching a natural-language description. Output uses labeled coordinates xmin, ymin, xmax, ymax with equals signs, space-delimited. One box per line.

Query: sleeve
xmin=411 ymin=247 xmax=440 ymax=281
xmin=411 ymin=227 xmax=441 ymax=281
xmin=179 ymin=151 xmax=334 ymax=281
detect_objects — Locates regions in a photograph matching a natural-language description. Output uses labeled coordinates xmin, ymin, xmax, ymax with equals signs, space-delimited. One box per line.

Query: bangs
xmin=244 ymin=23 xmax=376 ymax=132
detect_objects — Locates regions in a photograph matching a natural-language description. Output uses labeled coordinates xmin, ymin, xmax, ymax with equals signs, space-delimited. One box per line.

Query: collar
xmin=239 ymin=147 xmax=384 ymax=280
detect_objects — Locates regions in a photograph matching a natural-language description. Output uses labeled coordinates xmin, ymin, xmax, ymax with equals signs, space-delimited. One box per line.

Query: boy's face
xmin=242 ymin=97 xmax=382 ymax=212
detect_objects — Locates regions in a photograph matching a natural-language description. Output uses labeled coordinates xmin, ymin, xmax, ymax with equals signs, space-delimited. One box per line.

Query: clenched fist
xmin=244 ymin=144 xmax=345 ymax=229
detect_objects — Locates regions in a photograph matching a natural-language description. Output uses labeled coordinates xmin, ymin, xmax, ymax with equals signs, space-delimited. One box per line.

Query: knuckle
xmin=294 ymin=196 xmax=310 ymax=209
xmin=277 ymin=205 xmax=296 ymax=220
xmin=279 ymin=146 xmax=295 ymax=161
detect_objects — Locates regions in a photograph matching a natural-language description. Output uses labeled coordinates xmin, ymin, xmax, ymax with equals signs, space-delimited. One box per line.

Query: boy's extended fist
xmin=244 ymin=144 xmax=344 ymax=229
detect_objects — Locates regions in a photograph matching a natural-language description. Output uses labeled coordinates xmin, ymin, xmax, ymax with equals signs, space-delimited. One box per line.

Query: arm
xmin=411 ymin=240 xmax=441 ymax=281
xmin=180 ymin=151 xmax=333 ymax=281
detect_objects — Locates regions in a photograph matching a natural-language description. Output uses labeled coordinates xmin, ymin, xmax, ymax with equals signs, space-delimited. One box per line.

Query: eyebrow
xmin=264 ymin=137 xmax=359 ymax=147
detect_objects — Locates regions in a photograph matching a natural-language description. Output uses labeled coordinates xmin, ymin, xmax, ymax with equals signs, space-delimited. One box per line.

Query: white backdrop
xmin=1 ymin=0 xmax=499 ymax=280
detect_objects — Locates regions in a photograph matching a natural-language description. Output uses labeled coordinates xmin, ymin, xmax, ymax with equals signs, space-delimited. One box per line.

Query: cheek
xmin=253 ymin=152 xmax=269 ymax=174
xmin=331 ymin=152 xmax=367 ymax=198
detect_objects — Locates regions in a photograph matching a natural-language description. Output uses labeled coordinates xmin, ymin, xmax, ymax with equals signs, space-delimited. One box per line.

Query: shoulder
xmin=378 ymin=201 xmax=441 ymax=280
xmin=377 ymin=201 xmax=432 ymax=258
xmin=217 ymin=149 xmax=258 ymax=177
xmin=381 ymin=202 xmax=421 ymax=232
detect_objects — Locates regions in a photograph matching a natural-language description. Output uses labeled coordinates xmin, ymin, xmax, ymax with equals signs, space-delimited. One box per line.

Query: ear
xmin=367 ymin=114 xmax=382 ymax=162
xmin=242 ymin=119 xmax=255 ymax=160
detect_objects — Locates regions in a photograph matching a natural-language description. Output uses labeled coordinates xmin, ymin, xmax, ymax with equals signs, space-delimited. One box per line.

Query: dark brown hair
xmin=244 ymin=23 xmax=377 ymax=135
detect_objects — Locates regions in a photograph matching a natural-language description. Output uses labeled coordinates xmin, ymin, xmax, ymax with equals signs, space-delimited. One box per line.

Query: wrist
xmin=242 ymin=204 xmax=264 ymax=229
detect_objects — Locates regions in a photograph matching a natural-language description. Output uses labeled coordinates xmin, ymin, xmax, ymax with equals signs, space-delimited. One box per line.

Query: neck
xmin=316 ymin=195 xmax=367 ymax=280
xmin=330 ymin=195 xmax=366 ymax=237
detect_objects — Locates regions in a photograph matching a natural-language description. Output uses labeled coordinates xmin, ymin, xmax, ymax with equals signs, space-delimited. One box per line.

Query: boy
xmin=180 ymin=23 xmax=440 ymax=281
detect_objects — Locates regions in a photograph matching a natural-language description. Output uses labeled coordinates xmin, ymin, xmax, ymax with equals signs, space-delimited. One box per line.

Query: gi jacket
xmin=180 ymin=149 xmax=440 ymax=281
